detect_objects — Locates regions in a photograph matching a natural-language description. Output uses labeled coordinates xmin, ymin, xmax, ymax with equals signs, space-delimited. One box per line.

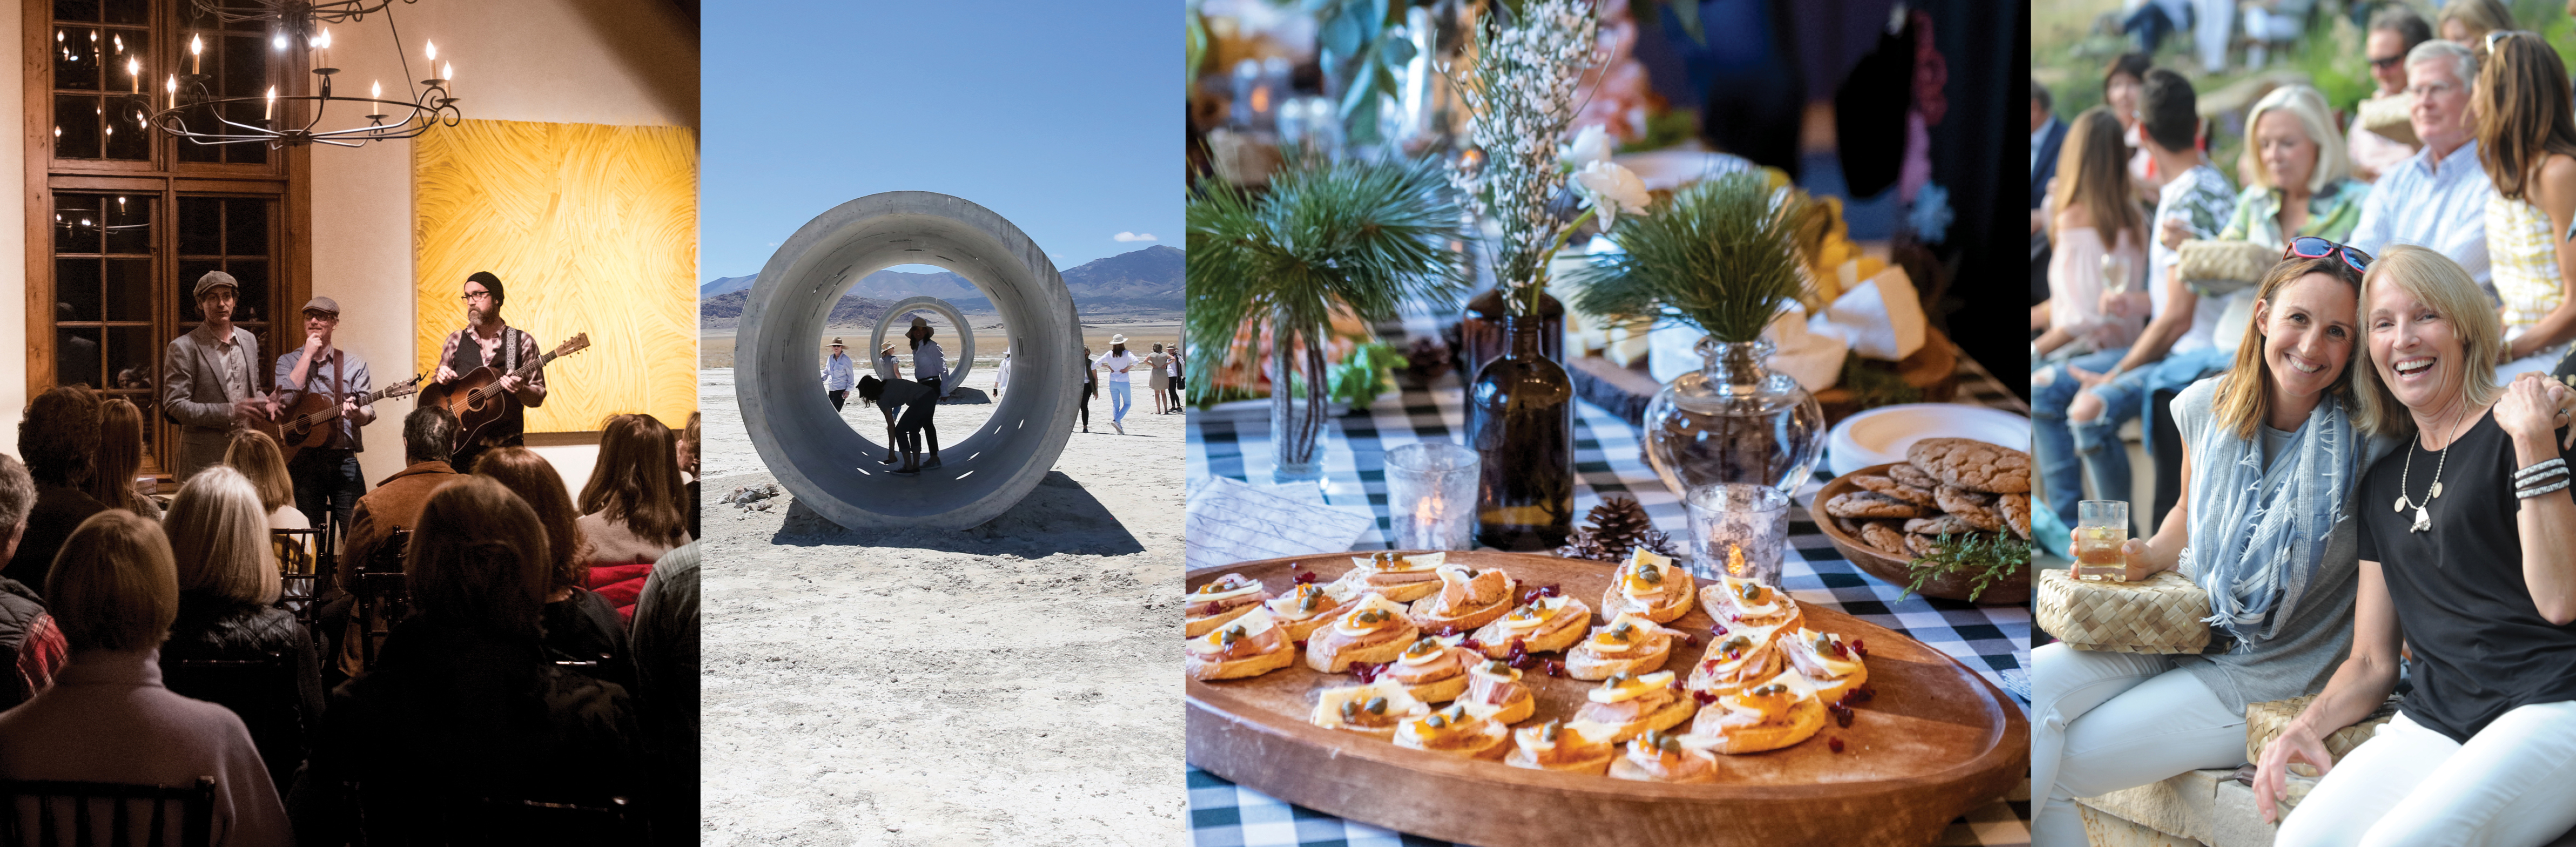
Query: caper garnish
xmin=1815 ymin=635 xmax=1835 ymax=654
xmin=1638 ymin=563 xmax=1662 ymax=583
xmin=1739 ymin=582 xmax=1764 ymax=602
xmin=1299 ymin=592 xmax=1320 ymax=612
xmin=1341 ymin=700 xmax=1358 ymax=721
xmin=1425 ymin=712 xmax=1447 ymax=728
xmin=1657 ymin=734 xmax=1682 ymax=754
xmin=1541 ymin=721 xmax=1561 ymax=743
xmin=1752 ymin=683 xmax=1785 ymax=696
xmin=1607 ymin=672 xmax=1629 ymax=686
xmin=1366 ymin=696 xmax=1388 ymax=715
xmin=1721 ymin=636 xmax=1751 ymax=655
xmin=1484 ymin=660 xmax=1512 ymax=674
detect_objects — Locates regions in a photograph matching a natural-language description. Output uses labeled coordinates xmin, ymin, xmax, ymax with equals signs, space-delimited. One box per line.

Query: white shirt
xmin=2148 ymin=164 xmax=2237 ymax=355
xmin=1096 ymin=351 xmax=1138 ymax=384
xmin=2346 ymin=139 xmax=2497 ymax=300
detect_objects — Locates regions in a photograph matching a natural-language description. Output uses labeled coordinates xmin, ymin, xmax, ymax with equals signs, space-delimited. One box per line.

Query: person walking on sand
xmin=1096 ymin=337 xmax=1138 ymax=435
xmin=905 ymin=317 xmax=945 ymax=466
xmin=822 ymin=338 xmax=856 ymax=412
xmin=994 ymin=348 xmax=1011 ymax=399
xmin=1077 ymin=345 xmax=1096 ymax=433
xmin=1166 ymin=343 xmax=1186 ymax=413
xmin=1147 ymin=344 xmax=1173 ymax=415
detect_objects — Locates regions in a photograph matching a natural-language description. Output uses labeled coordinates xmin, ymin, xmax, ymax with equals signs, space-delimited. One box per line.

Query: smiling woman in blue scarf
xmin=2032 ymin=243 xmax=2396 ymax=847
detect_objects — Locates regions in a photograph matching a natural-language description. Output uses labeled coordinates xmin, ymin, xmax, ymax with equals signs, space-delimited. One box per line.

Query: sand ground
xmin=701 ymin=317 xmax=1183 ymax=369
xmin=698 ymin=364 xmax=1187 ymax=846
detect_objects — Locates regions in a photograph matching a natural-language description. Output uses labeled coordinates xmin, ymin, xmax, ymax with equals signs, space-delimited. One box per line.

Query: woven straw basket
xmin=2037 ymin=569 xmax=2212 ymax=654
xmin=2246 ymin=694 xmax=2400 ymax=772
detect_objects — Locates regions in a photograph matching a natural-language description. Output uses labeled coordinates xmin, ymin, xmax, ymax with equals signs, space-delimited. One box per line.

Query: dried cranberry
xmin=1539 ymin=659 xmax=1564 ymax=677
xmin=1294 ymin=640 xmax=1308 ymax=650
xmin=1828 ymin=737 xmax=1845 ymax=754
xmin=1349 ymin=662 xmax=1384 ymax=682
xmin=1854 ymin=685 xmax=1876 ymax=703
xmin=1295 ymin=570 xmax=1320 ymax=584
xmin=1827 ymin=702 xmax=1854 ymax=728
xmin=1691 ymin=690 xmax=1717 ymax=705
xmin=1667 ymin=677 xmax=1684 ymax=692
xmin=1435 ymin=625 xmax=1462 ymax=638
xmin=1505 ymin=638 xmax=1529 ymax=662
xmin=1459 ymin=638 xmax=1485 ymax=653
xmin=1828 ymin=639 xmax=1849 ymax=658
xmin=1682 ymin=634 xmax=1700 ymax=648
xmin=1538 ymin=583 xmax=1562 ymax=598
xmin=1710 ymin=622 xmax=1730 ymax=636
xmin=1852 ymin=639 xmax=1868 ymax=658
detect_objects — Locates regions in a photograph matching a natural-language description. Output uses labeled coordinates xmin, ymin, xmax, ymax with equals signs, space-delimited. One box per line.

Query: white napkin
xmin=1645 ymin=306 xmax=1847 ymax=393
xmin=1807 ymin=264 xmax=1926 ymax=362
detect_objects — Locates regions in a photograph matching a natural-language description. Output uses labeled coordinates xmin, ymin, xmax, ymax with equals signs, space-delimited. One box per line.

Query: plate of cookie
xmin=1185 ymin=550 xmax=2028 ymax=847
xmin=1815 ymin=438 xmax=2034 ymax=605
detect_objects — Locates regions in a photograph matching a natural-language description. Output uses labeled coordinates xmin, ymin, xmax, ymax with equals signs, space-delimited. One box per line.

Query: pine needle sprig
xmin=1185 ymin=154 xmax=1468 ymax=369
xmin=1901 ymin=532 xmax=2031 ymax=603
xmin=1568 ymin=170 xmax=1802 ymax=342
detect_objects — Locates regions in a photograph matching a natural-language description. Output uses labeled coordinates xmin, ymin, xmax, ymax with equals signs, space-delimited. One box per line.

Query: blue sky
xmin=701 ymin=0 xmax=1176 ymax=283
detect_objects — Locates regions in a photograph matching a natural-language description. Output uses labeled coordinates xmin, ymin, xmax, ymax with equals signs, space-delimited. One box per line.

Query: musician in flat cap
xmin=274 ymin=295 xmax=374 ymax=533
xmin=161 ymin=271 xmax=273 ymax=481
xmin=431 ymin=271 xmax=547 ymax=474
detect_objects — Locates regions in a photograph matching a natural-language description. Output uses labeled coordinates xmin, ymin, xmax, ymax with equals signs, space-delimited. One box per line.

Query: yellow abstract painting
xmin=414 ymin=118 xmax=698 ymax=434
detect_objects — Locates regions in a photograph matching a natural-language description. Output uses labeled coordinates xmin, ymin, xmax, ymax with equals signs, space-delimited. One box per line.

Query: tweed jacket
xmin=163 ymin=324 xmax=266 ymax=481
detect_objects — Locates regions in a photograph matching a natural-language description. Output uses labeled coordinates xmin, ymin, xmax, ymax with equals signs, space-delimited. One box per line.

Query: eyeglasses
xmin=459 ymin=289 xmax=493 ymax=301
xmin=2407 ymin=80 xmax=2463 ymax=98
xmin=2368 ymin=55 xmax=2406 ymax=70
xmin=2286 ymin=236 xmax=2372 ymax=273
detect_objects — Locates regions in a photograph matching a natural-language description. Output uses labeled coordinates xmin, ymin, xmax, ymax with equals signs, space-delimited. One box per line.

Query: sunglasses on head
xmin=2286 ymin=236 xmax=2372 ymax=273
xmin=2486 ymin=29 xmax=2538 ymax=51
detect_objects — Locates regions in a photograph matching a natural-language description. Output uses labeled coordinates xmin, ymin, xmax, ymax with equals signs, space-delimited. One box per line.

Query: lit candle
xmin=126 ymin=58 xmax=137 ymax=93
xmin=165 ymin=74 xmax=174 ymax=110
xmin=425 ymin=40 xmax=436 ymax=64
xmin=442 ymin=62 xmax=454 ymax=98
xmin=190 ymin=35 xmax=201 ymax=75
xmin=264 ymin=85 xmax=274 ymax=120
xmin=315 ymin=28 xmax=331 ymax=69
xmin=371 ymin=80 xmax=380 ymax=100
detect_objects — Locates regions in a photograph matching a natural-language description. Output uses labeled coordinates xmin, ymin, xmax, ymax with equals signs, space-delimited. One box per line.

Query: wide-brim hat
xmin=193 ymin=271 xmax=239 ymax=299
xmin=909 ymin=315 xmax=930 ymax=327
xmin=830 ymin=337 xmax=846 ymax=347
xmin=1109 ymin=334 xmax=1127 ymax=345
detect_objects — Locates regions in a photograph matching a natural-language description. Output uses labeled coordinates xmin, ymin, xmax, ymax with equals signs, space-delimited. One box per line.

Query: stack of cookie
xmin=1824 ymin=438 xmax=2032 ymax=558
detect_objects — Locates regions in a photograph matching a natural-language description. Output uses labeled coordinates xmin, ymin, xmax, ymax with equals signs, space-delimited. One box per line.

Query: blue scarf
xmin=2182 ymin=389 xmax=2362 ymax=648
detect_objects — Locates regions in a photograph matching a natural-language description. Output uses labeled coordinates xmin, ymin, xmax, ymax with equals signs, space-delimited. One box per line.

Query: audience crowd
xmin=0 ymin=384 xmax=701 ymax=845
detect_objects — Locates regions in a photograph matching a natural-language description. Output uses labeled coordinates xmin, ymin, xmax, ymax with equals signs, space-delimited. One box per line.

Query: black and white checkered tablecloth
xmin=1185 ymin=345 xmax=2033 ymax=847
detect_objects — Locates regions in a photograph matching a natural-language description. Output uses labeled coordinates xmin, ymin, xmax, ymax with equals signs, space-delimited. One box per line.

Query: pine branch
xmin=1568 ymin=171 xmax=1802 ymax=342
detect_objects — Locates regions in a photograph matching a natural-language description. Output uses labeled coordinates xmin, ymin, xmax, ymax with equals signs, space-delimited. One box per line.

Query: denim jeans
xmin=1109 ymin=380 xmax=1132 ymax=422
xmin=2034 ymin=347 xmax=2129 ymax=528
xmin=287 ymin=449 xmax=363 ymax=537
xmin=2038 ymin=346 xmax=2232 ymax=531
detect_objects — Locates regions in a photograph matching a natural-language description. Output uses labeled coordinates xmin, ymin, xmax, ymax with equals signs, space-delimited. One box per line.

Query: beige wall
xmin=306 ymin=0 xmax=696 ymax=486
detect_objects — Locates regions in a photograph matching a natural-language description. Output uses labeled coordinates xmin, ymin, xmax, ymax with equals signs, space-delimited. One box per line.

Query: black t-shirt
xmin=2356 ymin=410 xmax=2576 ymax=742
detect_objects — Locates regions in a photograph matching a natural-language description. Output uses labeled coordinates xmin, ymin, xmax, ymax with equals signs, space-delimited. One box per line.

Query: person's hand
xmin=2066 ymin=528 xmax=2161 ymax=581
xmin=340 ymin=399 xmax=360 ymax=420
xmin=2098 ymin=289 xmax=2134 ymax=319
xmin=2160 ymin=216 xmax=2192 ymax=250
xmin=2066 ymin=364 xmax=2115 ymax=389
xmin=433 ymin=365 xmax=458 ymax=384
xmin=2254 ymin=721 xmax=2336 ymax=824
xmin=495 ymin=374 xmax=526 ymax=396
xmin=2496 ymin=372 xmax=2564 ymax=445
xmin=2033 ymin=208 xmax=2047 ymax=236
xmin=232 ymin=395 xmax=273 ymax=422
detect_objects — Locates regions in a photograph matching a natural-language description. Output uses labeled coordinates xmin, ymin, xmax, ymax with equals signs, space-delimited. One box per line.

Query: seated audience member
xmin=159 ymin=466 xmax=326 ymax=797
xmin=0 ymin=509 xmax=292 ymax=845
xmin=2035 ymin=107 xmax=2153 ymax=528
xmin=2473 ymin=32 xmax=2576 ymax=378
xmin=328 ymin=406 xmax=461 ymax=675
xmin=2347 ymin=39 xmax=2498 ymax=307
xmin=2208 ymin=85 xmax=2372 ymax=347
xmin=2352 ymin=5 xmax=2433 ymax=183
xmin=225 ymin=429 xmax=312 ymax=563
xmin=577 ymin=414 xmax=691 ymax=619
xmin=1 ymin=385 xmax=107 ymax=593
xmin=2054 ymin=69 xmax=2239 ymax=533
xmin=0 ymin=456 xmax=65 ymax=711
xmin=630 ymin=541 xmax=698 ymax=847
xmin=291 ymin=477 xmax=642 ymax=843
xmin=472 ymin=446 xmax=633 ymax=693
xmin=2438 ymin=0 xmax=2514 ymax=48
xmin=681 ymin=411 xmax=701 ymax=542
xmin=90 ymin=397 xmax=160 ymax=519
xmin=2101 ymin=52 xmax=2157 ymax=194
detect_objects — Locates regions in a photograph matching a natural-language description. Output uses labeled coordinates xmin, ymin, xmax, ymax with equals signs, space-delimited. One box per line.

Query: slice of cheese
xmin=1187 ymin=576 xmax=1264 ymax=603
xmin=1587 ymin=670 xmax=1677 ymax=703
xmin=1332 ymin=593 xmax=1413 ymax=637
xmin=1620 ymin=550 xmax=1677 ymax=599
xmin=1191 ymin=607 xmax=1280 ymax=656
xmin=1311 ymin=682 xmax=1427 ymax=731
xmin=1586 ymin=612 xmax=1660 ymax=655
xmin=1497 ymin=595 xmax=1570 ymax=634
xmin=1720 ymin=576 xmax=1785 ymax=617
xmin=1793 ymin=628 xmax=1864 ymax=678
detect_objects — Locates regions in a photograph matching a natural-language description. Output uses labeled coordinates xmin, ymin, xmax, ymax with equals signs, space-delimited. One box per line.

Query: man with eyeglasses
xmin=429 ymin=271 xmax=547 ymax=474
xmin=272 ymin=296 xmax=374 ymax=536
xmin=2352 ymin=5 xmax=2433 ymax=183
xmin=161 ymin=270 xmax=275 ymax=481
xmin=2345 ymin=38 xmax=2497 ymax=305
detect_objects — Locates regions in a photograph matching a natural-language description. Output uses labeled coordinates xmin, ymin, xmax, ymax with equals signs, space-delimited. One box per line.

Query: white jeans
xmin=2031 ymin=643 xmax=2251 ymax=847
xmin=2276 ymin=704 xmax=2576 ymax=847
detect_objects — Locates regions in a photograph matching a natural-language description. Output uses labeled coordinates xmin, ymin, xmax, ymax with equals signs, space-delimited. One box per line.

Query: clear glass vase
xmin=1643 ymin=337 xmax=1826 ymax=498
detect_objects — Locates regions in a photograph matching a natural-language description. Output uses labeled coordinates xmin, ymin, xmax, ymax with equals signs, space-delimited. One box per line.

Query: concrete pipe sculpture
xmin=869 ymin=296 xmax=974 ymax=395
xmin=737 ymin=192 xmax=1081 ymax=529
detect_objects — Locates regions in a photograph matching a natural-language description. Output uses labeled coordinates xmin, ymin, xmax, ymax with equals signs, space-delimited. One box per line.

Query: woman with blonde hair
xmin=157 ymin=465 xmax=325 ymax=796
xmin=88 ymin=396 xmax=157 ymax=518
xmin=472 ymin=446 xmax=630 ymax=691
xmin=225 ymin=429 xmax=310 ymax=534
xmin=2209 ymin=85 xmax=2371 ymax=348
xmin=0 ymin=509 xmax=291 ymax=843
xmin=295 ymin=476 xmax=640 ymax=843
xmin=2438 ymin=0 xmax=2515 ymax=48
xmin=2260 ymin=245 xmax=2576 ymax=844
xmin=2473 ymin=31 xmax=2576 ymax=379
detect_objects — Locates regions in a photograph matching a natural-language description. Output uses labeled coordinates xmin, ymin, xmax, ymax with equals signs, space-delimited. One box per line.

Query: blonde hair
xmin=166 ymin=466 xmax=280 ymax=605
xmin=223 ymin=429 xmax=295 ymax=513
xmin=88 ymin=398 xmax=152 ymax=515
xmin=2050 ymin=107 xmax=2145 ymax=252
xmin=2439 ymin=0 xmax=2516 ymax=45
xmin=2243 ymin=85 xmax=2349 ymax=194
xmin=2474 ymin=31 xmax=2576 ymax=203
xmin=2353 ymin=245 xmax=2505 ymax=436
xmin=2212 ymin=255 xmax=2369 ymax=440
xmin=46 ymin=509 xmax=177 ymax=651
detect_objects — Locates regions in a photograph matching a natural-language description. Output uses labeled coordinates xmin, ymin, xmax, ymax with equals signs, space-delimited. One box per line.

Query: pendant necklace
xmin=2397 ymin=402 xmax=2469 ymax=533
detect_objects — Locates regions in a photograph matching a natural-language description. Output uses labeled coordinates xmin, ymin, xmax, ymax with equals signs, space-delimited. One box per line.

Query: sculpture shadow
xmin=770 ymin=470 xmax=1144 ymax=556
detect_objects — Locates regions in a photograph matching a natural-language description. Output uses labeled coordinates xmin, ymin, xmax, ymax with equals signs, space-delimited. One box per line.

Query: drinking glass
xmin=2101 ymin=253 xmax=2132 ymax=295
xmin=2074 ymin=499 xmax=2130 ymax=581
xmin=1386 ymin=442 xmax=1479 ymax=551
xmin=1683 ymin=483 xmax=1790 ymax=584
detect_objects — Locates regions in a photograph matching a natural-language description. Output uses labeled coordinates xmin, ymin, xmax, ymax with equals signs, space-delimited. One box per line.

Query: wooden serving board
xmin=1186 ymin=551 xmax=2028 ymax=847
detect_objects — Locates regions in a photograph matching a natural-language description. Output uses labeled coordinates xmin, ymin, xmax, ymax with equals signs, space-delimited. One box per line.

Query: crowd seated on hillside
xmin=0 ymin=384 xmax=701 ymax=845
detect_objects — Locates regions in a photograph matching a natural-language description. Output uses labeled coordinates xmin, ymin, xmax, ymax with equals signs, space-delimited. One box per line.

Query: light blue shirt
xmin=822 ymin=352 xmax=855 ymax=391
xmin=912 ymin=340 xmax=946 ymax=382
xmin=2346 ymin=139 xmax=2495 ymax=297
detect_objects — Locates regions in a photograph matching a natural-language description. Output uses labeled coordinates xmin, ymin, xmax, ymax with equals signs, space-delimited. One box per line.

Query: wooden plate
xmin=1814 ymin=463 xmax=2033 ymax=605
xmin=1186 ymin=551 xmax=2028 ymax=847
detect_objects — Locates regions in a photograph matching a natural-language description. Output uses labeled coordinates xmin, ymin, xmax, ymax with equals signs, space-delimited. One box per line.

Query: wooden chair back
xmin=0 ymin=776 xmax=214 ymax=847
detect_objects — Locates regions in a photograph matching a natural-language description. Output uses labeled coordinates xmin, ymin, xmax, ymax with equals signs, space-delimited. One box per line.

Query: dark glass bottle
xmin=1467 ymin=315 xmax=1574 ymax=550
xmin=1459 ymin=288 xmax=1563 ymax=377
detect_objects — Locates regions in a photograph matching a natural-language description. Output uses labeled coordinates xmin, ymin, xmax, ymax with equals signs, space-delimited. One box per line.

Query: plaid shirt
xmin=435 ymin=324 xmax=548 ymax=401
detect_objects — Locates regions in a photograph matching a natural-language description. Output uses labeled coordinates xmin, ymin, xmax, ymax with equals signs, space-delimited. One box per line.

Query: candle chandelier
xmin=140 ymin=2 xmax=460 ymax=149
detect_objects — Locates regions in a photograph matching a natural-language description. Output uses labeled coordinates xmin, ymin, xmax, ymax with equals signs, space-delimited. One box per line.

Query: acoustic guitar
xmin=261 ymin=372 xmax=425 ymax=463
xmin=416 ymin=333 xmax=590 ymax=451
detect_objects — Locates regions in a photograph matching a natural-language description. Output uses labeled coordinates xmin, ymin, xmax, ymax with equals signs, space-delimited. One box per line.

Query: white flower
xmin=1571 ymin=160 xmax=1650 ymax=228
xmin=1560 ymin=124 xmax=1612 ymax=171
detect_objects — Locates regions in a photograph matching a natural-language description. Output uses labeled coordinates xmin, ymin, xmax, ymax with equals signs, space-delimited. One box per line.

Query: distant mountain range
xmin=698 ymin=245 xmax=1180 ymax=327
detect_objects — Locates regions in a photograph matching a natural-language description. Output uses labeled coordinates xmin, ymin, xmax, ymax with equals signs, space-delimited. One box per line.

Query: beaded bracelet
xmin=2520 ymin=477 xmax=2572 ymax=500
xmin=2518 ymin=458 xmax=2570 ymax=482
xmin=2520 ymin=466 xmax=2570 ymax=486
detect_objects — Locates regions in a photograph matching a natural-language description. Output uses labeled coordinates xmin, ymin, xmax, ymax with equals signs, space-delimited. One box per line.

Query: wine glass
xmin=2101 ymin=253 xmax=2133 ymax=296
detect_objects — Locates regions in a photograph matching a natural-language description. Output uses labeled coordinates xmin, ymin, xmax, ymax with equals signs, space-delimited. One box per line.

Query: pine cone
xmin=1556 ymin=528 xmax=1618 ymax=562
xmin=1585 ymin=496 xmax=1660 ymax=561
